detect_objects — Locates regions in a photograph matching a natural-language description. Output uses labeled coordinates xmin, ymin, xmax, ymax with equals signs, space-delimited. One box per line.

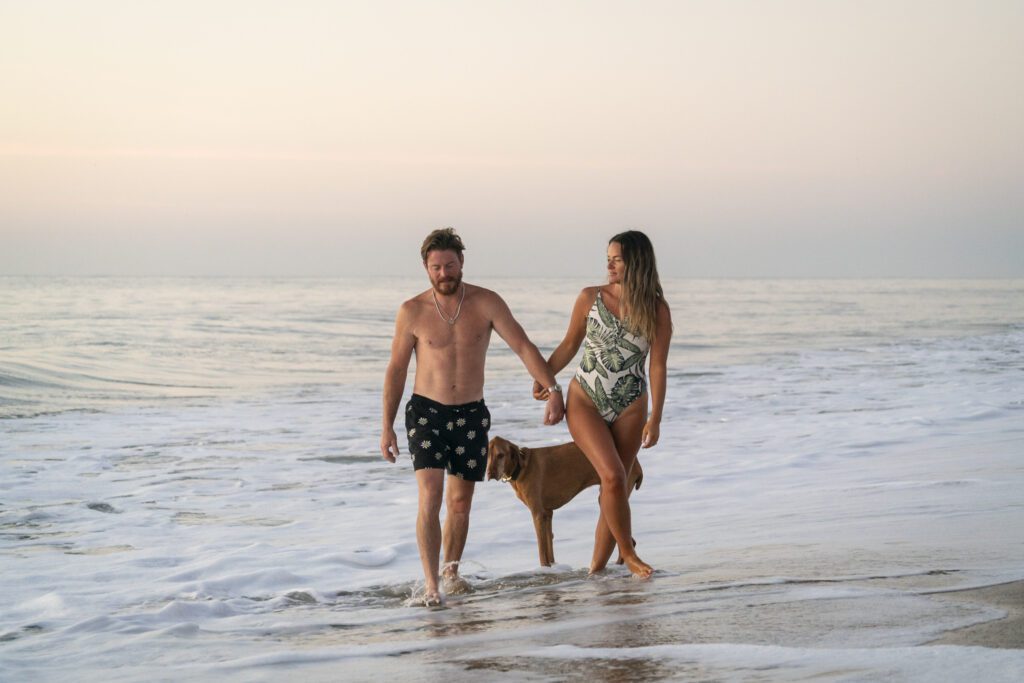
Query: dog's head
xmin=486 ymin=436 xmax=527 ymax=482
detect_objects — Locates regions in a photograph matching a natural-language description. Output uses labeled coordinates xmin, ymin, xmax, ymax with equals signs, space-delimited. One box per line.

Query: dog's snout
xmin=485 ymin=436 xmax=514 ymax=481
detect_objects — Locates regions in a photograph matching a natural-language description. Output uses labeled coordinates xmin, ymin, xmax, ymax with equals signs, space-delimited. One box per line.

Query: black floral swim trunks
xmin=405 ymin=394 xmax=491 ymax=481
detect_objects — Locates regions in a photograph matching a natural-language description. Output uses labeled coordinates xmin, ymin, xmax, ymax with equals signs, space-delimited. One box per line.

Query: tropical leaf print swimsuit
xmin=574 ymin=290 xmax=650 ymax=423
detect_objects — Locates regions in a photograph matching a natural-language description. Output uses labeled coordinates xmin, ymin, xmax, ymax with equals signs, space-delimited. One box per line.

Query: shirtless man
xmin=380 ymin=228 xmax=565 ymax=605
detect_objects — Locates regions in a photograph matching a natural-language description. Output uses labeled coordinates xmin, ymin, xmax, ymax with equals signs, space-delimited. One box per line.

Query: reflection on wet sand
xmin=464 ymin=653 xmax=678 ymax=683
xmin=182 ymin=560 xmax=1016 ymax=681
xmin=422 ymin=605 xmax=511 ymax=640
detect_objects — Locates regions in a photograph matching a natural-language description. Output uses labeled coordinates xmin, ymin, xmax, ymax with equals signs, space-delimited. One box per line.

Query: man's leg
xmin=415 ymin=468 xmax=445 ymax=602
xmin=442 ymin=475 xmax=475 ymax=590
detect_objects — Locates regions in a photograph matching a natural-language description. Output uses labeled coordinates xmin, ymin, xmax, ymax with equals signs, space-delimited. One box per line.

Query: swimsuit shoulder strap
xmin=585 ymin=287 xmax=604 ymax=320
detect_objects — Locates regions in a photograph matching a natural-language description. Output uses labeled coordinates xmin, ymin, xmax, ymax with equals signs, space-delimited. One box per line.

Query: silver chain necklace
xmin=432 ymin=284 xmax=466 ymax=325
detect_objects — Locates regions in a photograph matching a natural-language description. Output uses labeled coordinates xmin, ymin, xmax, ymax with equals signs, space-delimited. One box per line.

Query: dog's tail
xmin=633 ymin=469 xmax=643 ymax=491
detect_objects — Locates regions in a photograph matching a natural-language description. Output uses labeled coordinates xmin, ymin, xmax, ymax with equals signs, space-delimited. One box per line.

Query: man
xmin=380 ymin=228 xmax=565 ymax=606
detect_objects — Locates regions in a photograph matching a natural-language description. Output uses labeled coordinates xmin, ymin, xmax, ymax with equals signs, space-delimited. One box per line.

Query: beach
xmin=929 ymin=581 xmax=1024 ymax=649
xmin=5 ymin=0 xmax=1024 ymax=677
xmin=2 ymin=276 xmax=1023 ymax=681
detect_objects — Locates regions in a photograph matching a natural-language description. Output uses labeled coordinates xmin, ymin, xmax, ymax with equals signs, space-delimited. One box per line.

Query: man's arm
xmin=380 ymin=302 xmax=417 ymax=462
xmin=489 ymin=292 xmax=565 ymax=425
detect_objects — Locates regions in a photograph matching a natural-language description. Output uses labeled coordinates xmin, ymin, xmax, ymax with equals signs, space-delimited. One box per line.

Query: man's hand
xmin=380 ymin=428 xmax=399 ymax=462
xmin=544 ymin=392 xmax=565 ymax=425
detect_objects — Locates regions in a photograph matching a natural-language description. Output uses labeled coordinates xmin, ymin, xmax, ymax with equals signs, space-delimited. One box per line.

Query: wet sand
xmin=243 ymin=565 xmax=1024 ymax=682
xmin=929 ymin=580 xmax=1024 ymax=649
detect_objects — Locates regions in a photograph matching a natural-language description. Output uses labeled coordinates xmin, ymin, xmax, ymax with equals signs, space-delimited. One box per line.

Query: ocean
xmin=2 ymin=276 xmax=1023 ymax=681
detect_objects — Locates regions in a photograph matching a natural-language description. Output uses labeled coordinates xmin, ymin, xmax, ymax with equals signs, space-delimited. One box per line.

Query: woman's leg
xmin=566 ymin=381 xmax=653 ymax=578
xmin=589 ymin=393 xmax=647 ymax=572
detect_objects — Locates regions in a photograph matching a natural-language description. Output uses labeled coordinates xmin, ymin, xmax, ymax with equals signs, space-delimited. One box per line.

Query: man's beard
xmin=432 ymin=272 xmax=462 ymax=296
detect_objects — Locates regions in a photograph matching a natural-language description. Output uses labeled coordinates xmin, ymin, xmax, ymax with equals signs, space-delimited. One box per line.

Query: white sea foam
xmin=2 ymin=277 xmax=1023 ymax=681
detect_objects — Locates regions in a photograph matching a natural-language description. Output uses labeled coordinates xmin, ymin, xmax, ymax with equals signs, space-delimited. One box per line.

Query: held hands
xmin=533 ymin=380 xmax=565 ymax=425
xmin=544 ymin=391 xmax=565 ymax=425
xmin=641 ymin=419 xmax=660 ymax=449
xmin=380 ymin=428 xmax=399 ymax=462
xmin=532 ymin=380 xmax=548 ymax=401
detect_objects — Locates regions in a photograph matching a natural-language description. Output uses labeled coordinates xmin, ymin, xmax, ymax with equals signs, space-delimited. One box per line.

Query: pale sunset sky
xmin=2 ymin=1 xmax=1021 ymax=277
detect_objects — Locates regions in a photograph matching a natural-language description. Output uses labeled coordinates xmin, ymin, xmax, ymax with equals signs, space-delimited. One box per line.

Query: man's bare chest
xmin=415 ymin=316 xmax=492 ymax=353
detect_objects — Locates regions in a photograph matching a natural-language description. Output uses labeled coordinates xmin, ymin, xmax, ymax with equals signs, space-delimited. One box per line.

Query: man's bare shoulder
xmin=400 ymin=289 xmax=434 ymax=308
xmin=464 ymin=284 xmax=512 ymax=317
xmin=464 ymin=283 xmax=500 ymax=303
xmin=395 ymin=291 xmax=433 ymax=321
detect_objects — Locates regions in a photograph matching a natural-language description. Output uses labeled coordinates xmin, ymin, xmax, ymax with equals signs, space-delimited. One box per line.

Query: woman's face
xmin=606 ymin=242 xmax=625 ymax=284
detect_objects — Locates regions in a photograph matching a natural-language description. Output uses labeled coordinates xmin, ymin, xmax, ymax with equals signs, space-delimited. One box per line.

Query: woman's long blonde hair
xmin=612 ymin=230 xmax=664 ymax=342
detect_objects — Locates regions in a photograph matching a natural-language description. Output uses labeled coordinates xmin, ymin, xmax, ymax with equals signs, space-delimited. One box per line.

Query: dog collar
xmin=500 ymin=453 xmax=525 ymax=482
xmin=500 ymin=462 xmax=522 ymax=482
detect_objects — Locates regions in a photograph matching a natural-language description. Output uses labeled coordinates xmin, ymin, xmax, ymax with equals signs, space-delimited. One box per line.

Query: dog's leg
xmin=541 ymin=512 xmax=554 ymax=566
xmin=532 ymin=512 xmax=552 ymax=567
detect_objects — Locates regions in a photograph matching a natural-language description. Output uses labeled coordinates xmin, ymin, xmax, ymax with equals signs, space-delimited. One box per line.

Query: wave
xmin=0 ymin=360 xmax=223 ymax=419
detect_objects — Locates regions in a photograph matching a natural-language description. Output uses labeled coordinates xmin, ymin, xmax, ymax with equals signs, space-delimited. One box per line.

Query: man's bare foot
xmin=441 ymin=562 xmax=473 ymax=595
xmin=422 ymin=591 xmax=445 ymax=607
xmin=442 ymin=574 xmax=473 ymax=595
xmin=624 ymin=555 xmax=653 ymax=579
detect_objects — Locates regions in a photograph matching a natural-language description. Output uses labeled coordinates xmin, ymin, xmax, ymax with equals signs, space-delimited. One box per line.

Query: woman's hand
xmin=641 ymin=419 xmax=660 ymax=449
xmin=532 ymin=380 xmax=549 ymax=401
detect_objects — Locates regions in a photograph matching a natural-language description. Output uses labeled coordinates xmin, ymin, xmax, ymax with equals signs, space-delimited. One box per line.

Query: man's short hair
xmin=420 ymin=228 xmax=466 ymax=262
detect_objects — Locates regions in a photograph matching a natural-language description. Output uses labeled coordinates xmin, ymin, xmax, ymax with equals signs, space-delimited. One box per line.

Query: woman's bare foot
xmin=623 ymin=555 xmax=653 ymax=579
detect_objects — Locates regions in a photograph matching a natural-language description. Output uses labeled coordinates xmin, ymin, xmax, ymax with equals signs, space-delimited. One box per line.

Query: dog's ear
xmin=513 ymin=444 xmax=527 ymax=474
xmin=486 ymin=436 xmax=519 ymax=481
xmin=485 ymin=437 xmax=505 ymax=481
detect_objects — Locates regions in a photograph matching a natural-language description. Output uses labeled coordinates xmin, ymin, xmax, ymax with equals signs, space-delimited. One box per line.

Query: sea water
xmin=2 ymin=277 xmax=1023 ymax=682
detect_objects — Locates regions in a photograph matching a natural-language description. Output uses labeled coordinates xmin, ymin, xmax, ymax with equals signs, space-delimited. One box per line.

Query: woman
xmin=534 ymin=230 xmax=671 ymax=578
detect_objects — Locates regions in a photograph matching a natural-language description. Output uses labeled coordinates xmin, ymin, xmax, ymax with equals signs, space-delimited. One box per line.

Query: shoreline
xmin=928 ymin=580 xmax=1024 ymax=649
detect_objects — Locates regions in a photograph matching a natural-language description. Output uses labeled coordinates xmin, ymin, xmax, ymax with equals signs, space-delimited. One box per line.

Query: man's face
xmin=424 ymin=249 xmax=463 ymax=295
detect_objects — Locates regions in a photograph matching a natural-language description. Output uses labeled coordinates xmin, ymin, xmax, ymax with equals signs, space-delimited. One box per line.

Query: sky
xmin=1 ymin=0 xmax=1022 ymax=278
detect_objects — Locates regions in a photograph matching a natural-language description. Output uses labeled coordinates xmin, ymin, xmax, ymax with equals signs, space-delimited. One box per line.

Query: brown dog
xmin=485 ymin=435 xmax=643 ymax=567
